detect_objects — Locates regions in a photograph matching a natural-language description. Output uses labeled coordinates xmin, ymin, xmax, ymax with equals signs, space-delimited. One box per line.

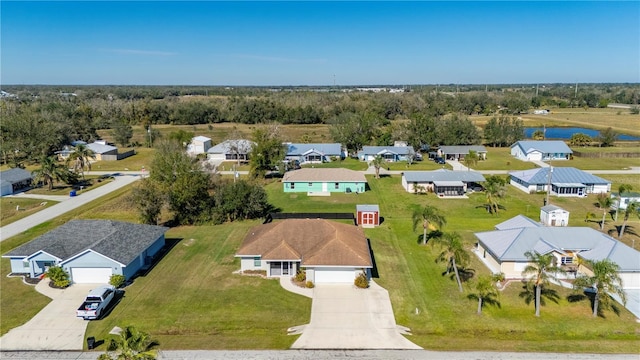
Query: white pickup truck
xmin=76 ymin=285 xmax=115 ymax=320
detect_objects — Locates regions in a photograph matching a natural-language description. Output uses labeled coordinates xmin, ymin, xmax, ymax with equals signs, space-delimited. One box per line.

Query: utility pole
xmin=575 ymin=82 xmax=578 ymax=98
xmin=536 ymin=84 xmax=539 ymax=97
xmin=148 ymin=125 xmax=152 ymax=148
xmin=545 ymin=165 xmax=553 ymax=206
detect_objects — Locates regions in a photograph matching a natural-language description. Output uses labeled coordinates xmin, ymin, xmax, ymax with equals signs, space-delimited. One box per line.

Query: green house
xmin=282 ymin=168 xmax=367 ymax=195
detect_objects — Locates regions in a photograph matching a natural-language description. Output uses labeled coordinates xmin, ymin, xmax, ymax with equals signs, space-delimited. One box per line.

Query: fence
xmin=572 ymin=151 xmax=640 ymax=158
xmin=264 ymin=212 xmax=356 ymax=225
xmin=101 ymin=149 xmax=136 ymax=161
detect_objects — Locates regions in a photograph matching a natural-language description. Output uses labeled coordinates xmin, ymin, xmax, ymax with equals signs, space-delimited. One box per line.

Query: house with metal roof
xmin=437 ymin=145 xmax=487 ymax=161
xmin=187 ymin=136 xmax=212 ymax=155
xmin=236 ymin=219 xmax=372 ymax=283
xmin=282 ymin=168 xmax=366 ymax=195
xmin=494 ymin=214 xmax=541 ymax=230
xmin=401 ymin=169 xmax=486 ymax=197
xmin=0 ymin=168 xmax=33 ymax=196
xmin=611 ymin=191 xmax=640 ymax=211
xmin=3 ymin=220 xmax=168 ymax=284
xmin=285 ymin=143 xmax=343 ymax=164
xmin=207 ymin=139 xmax=255 ymax=162
xmin=540 ymin=205 xmax=569 ymax=227
xmin=510 ymin=140 xmax=573 ymax=161
xmin=359 ymin=146 xmax=414 ymax=162
xmin=509 ymin=167 xmax=610 ymax=197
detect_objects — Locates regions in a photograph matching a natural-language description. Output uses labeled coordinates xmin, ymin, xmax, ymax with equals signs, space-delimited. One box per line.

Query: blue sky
xmin=2 ymin=1 xmax=639 ymax=85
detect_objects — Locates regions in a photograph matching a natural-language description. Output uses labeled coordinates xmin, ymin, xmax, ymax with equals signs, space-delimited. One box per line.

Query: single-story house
xmin=474 ymin=215 xmax=640 ymax=290
xmin=358 ymin=146 xmax=414 ymax=162
xmin=282 ymin=168 xmax=367 ymax=195
xmin=356 ymin=204 xmax=380 ymax=228
xmin=236 ymin=219 xmax=373 ymax=283
xmin=437 ymin=145 xmax=487 ymax=161
xmin=207 ymin=139 xmax=255 ymax=162
xmin=509 ymin=167 xmax=611 ymax=196
xmin=494 ymin=214 xmax=541 ymax=230
xmin=0 ymin=168 xmax=33 ymax=196
xmin=401 ymin=169 xmax=486 ymax=197
xmin=285 ymin=143 xmax=343 ymax=164
xmin=3 ymin=220 xmax=168 ymax=284
xmin=612 ymin=191 xmax=640 ymax=211
xmin=510 ymin=140 xmax=573 ymax=161
xmin=187 ymin=136 xmax=212 ymax=156
xmin=86 ymin=141 xmax=118 ymax=161
xmin=540 ymin=205 xmax=569 ymax=227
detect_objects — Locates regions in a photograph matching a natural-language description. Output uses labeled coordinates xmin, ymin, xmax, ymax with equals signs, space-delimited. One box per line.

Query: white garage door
xmin=71 ymin=268 xmax=112 ymax=284
xmin=314 ymin=268 xmax=357 ymax=283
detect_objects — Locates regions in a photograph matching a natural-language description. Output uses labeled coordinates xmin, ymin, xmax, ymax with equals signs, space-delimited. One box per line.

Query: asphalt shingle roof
xmin=509 ymin=167 xmax=610 ymax=185
xmin=286 ymin=143 xmax=342 ymax=156
xmin=438 ymin=145 xmax=487 ymax=154
xmin=4 ymin=220 xmax=168 ymax=266
xmin=512 ymin=141 xmax=573 ymax=155
xmin=403 ymin=169 xmax=486 ymax=183
xmin=0 ymin=168 xmax=32 ymax=184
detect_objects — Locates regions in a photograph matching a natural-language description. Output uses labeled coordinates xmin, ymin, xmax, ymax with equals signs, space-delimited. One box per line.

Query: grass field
xmin=0 ymin=198 xmax=58 ymax=226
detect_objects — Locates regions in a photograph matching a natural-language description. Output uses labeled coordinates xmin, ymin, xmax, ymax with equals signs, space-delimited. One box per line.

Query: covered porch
xmin=434 ymin=180 xmax=465 ymax=197
xmin=268 ymin=261 xmax=301 ymax=277
xmin=551 ymin=183 xmax=586 ymax=197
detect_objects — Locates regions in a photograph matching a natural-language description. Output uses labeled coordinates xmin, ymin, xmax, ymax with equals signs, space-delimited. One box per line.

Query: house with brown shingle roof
xmin=282 ymin=168 xmax=367 ymax=195
xmin=235 ymin=219 xmax=373 ymax=283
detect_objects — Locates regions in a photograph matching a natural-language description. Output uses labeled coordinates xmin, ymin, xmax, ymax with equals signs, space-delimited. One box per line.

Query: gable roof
xmin=403 ymin=169 xmax=486 ymax=183
xmin=541 ymin=205 xmax=567 ymax=213
xmin=282 ymin=168 xmax=366 ymax=183
xmin=4 ymin=220 xmax=168 ymax=266
xmin=494 ymin=215 xmax=541 ymax=230
xmin=236 ymin=219 xmax=372 ymax=267
xmin=476 ymin=218 xmax=640 ymax=272
xmin=191 ymin=136 xmax=211 ymax=143
xmin=361 ymin=146 xmax=413 ymax=156
xmin=0 ymin=168 xmax=33 ymax=184
xmin=438 ymin=145 xmax=487 ymax=154
xmin=286 ymin=143 xmax=342 ymax=156
xmin=207 ymin=139 xmax=255 ymax=154
xmin=511 ymin=140 xmax=572 ymax=155
xmin=509 ymin=167 xmax=610 ymax=185
xmin=87 ymin=142 xmax=117 ymax=154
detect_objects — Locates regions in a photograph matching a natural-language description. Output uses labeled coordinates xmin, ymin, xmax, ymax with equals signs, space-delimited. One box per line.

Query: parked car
xmin=77 ymin=285 xmax=115 ymax=320
xmin=434 ymin=157 xmax=446 ymax=164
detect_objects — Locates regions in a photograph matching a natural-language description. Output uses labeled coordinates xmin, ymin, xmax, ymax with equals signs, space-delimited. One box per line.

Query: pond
xmin=524 ymin=127 xmax=640 ymax=141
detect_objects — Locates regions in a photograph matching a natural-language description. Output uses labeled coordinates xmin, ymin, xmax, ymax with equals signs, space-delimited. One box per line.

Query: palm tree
xmin=464 ymin=150 xmax=479 ymax=170
xmin=31 ymin=156 xmax=76 ymax=191
xmin=573 ymin=259 xmax=626 ymax=317
xmin=467 ymin=275 xmax=501 ymax=314
xmin=477 ymin=175 xmax=507 ymax=215
xmin=522 ymin=251 xmax=566 ymax=317
xmin=100 ymin=325 xmax=159 ymax=360
xmin=371 ymin=155 xmax=385 ymax=179
xmin=619 ymin=201 xmax=640 ymax=239
xmin=595 ymin=193 xmax=613 ymax=231
xmin=66 ymin=143 xmax=96 ymax=180
xmin=412 ymin=205 xmax=446 ymax=245
xmin=434 ymin=232 xmax=469 ymax=292
xmin=614 ymin=184 xmax=633 ymax=221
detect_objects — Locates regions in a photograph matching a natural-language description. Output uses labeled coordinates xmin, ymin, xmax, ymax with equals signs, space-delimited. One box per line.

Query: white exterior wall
xmin=527 ymin=150 xmax=542 ymax=161
xmin=541 ymin=209 xmax=569 ymax=227
xmin=620 ymin=272 xmax=640 ymax=289
xmin=207 ymin=153 xmax=226 ymax=161
xmin=239 ymin=257 xmax=267 ymax=272
xmin=591 ymin=184 xmax=610 ymax=194
xmin=510 ymin=179 xmax=535 ymax=194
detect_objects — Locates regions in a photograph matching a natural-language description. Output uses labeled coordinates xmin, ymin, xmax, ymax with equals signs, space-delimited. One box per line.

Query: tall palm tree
xmin=371 ymin=155 xmax=385 ymax=179
xmin=522 ymin=251 xmax=566 ymax=317
xmin=467 ymin=274 xmax=501 ymax=314
xmin=614 ymin=184 xmax=633 ymax=221
xmin=412 ymin=205 xmax=446 ymax=245
xmin=619 ymin=201 xmax=640 ymax=239
xmin=31 ymin=156 xmax=76 ymax=191
xmin=573 ymin=259 xmax=626 ymax=317
xmin=477 ymin=175 xmax=507 ymax=215
xmin=66 ymin=144 xmax=96 ymax=180
xmin=595 ymin=193 xmax=613 ymax=231
xmin=99 ymin=325 xmax=159 ymax=360
xmin=434 ymin=232 xmax=469 ymax=292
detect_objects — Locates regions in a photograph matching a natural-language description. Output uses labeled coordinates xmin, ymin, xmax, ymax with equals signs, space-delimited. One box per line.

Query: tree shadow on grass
xmin=417 ymin=230 xmax=443 ymax=245
xmin=608 ymin=225 xmax=638 ymax=238
xmin=518 ymin=280 xmax=560 ymax=307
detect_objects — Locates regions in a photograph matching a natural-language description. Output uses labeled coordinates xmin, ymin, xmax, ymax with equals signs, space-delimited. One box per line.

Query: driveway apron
xmin=291 ymin=282 xmax=421 ymax=349
xmin=0 ymin=282 xmax=97 ymax=350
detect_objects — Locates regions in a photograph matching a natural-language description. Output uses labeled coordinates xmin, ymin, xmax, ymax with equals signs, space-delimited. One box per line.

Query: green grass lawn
xmin=91 ymin=148 xmax=155 ymax=172
xmin=27 ymin=176 xmax=115 ymax=196
xmin=470 ymin=147 xmax=536 ymax=171
xmin=1 ymin=198 xmax=58 ymax=226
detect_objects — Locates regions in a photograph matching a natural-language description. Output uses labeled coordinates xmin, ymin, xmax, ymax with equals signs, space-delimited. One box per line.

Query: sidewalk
xmin=279 ymin=276 xmax=313 ymax=298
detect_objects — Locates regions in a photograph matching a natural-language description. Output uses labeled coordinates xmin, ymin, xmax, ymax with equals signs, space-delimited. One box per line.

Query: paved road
xmin=0 ymin=350 xmax=638 ymax=360
xmin=0 ymin=174 xmax=140 ymax=242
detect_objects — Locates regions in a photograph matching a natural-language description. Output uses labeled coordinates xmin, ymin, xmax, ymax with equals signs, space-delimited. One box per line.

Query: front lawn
xmin=27 ymin=176 xmax=114 ymax=196
xmin=1 ymin=198 xmax=58 ymax=226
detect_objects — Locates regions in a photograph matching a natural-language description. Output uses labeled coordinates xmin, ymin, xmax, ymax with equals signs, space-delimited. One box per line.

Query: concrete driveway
xmin=291 ymin=281 xmax=421 ymax=349
xmin=0 ymin=281 xmax=97 ymax=350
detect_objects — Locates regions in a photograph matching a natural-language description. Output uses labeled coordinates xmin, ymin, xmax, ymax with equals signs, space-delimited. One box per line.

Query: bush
xmin=305 ymin=281 xmax=315 ymax=288
xmin=354 ymin=273 xmax=369 ymax=288
xmin=110 ymin=274 xmax=126 ymax=288
xmin=46 ymin=266 xmax=70 ymax=288
xmin=294 ymin=269 xmax=306 ymax=282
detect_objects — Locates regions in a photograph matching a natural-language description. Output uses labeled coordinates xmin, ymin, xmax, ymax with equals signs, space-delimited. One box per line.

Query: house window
xmin=23 ymin=260 xmax=29 ymax=267
xmin=254 ymin=257 xmax=261 ymax=267
xmin=308 ymin=182 xmax=313 ymax=187
xmin=561 ymin=257 xmax=573 ymax=265
xmin=290 ymin=183 xmax=295 ymax=189
xmin=335 ymin=182 xmax=339 ymax=189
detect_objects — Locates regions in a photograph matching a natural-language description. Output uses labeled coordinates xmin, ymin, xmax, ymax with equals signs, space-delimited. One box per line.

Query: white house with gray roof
xmin=438 ymin=145 xmax=487 ymax=161
xmin=0 ymin=168 xmax=33 ymax=196
xmin=207 ymin=139 xmax=255 ymax=162
xmin=359 ymin=146 xmax=414 ymax=162
xmin=187 ymin=136 xmax=212 ymax=156
xmin=285 ymin=143 xmax=343 ymax=164
xmin=3 ymin=220 xmax=168 ymax=284
xmin=510 ymin=140 xmax=572 ymax=161
xmin=401 ymin=169 xmax=486 ymax=197
xmin=611 ymin=191 xmax=640 ymax=211
xmin=540 ymin=205 xmax=569 ymax=227
xmin=510 ymin=167 xmax=610 ymax=196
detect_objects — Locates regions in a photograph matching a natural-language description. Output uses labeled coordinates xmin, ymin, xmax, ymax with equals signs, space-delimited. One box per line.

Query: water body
xmin=524 ymin=127 xmax=640 ymax=141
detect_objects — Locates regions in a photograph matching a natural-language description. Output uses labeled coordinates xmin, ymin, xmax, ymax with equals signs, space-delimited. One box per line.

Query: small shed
xmin=540 ymin=205 xmax=569 ymax=227
xmin=357 ymin=204 xmax=380 ymax=228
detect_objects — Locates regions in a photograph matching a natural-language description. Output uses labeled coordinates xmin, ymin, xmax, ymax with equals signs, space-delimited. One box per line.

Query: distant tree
xmin=32 ymin=156 xmax=77 ymax=191
xmin=403 ymin=113 xmax=437 ymax=151
xmin=522 ymin=251 xmax=565 ymax=317
xmin=168 ymin=129 xmax=195 ymax=149
xmin=467 ymin=275 xmax=501 ymax=314
xmin=570 ymin=133 xmax=592 ymax=147
xmin=619 ymin=201 xmax=640 ymax=239
xmin=435 ymin=114 xmax=481 ymax=145
xmin=630 ymin=106 xmax=640 ymax=115
xmin=434 ymin=232 xmax=469 ymax=292
xmin=483 ymin=115 xmax=524 ymax=147
xmin=371 ymin=155 xmax=385 ymax=179
xmin=130 ymin=179 xmax=165 ymax=225
xmin=532 ymin=130 xmax=545 ymax=140
xmin=330 ymin=112 xmax=383 ymax=153
xmin=248 ymin=125 xmax=287 ymax=178
xmin=595 ymin=193 xmax=613 ymax=231
xmin=111 ymin=120 xmax=133 ymax=147
xmin=66 ymin=144 xmax=95 ymax=180
xmin=573 ymin=259 xmax=626 ymax=317
xmin=597 ymin=127 xmax=618 ymax=147
xmin=212 ymin=179 xmax=271 ymax=223
xmin=412 ymin=205 xmax=446 ymax=245
xmin=614 ymin=184 xmax=633 ymax=221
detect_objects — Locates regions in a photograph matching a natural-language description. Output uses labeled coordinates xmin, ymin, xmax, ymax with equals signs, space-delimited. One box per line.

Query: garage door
xmin=314 ymin=268 xmax=357 ymax=283
xmin=71 ymin=268 xmax=112 ymax=284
